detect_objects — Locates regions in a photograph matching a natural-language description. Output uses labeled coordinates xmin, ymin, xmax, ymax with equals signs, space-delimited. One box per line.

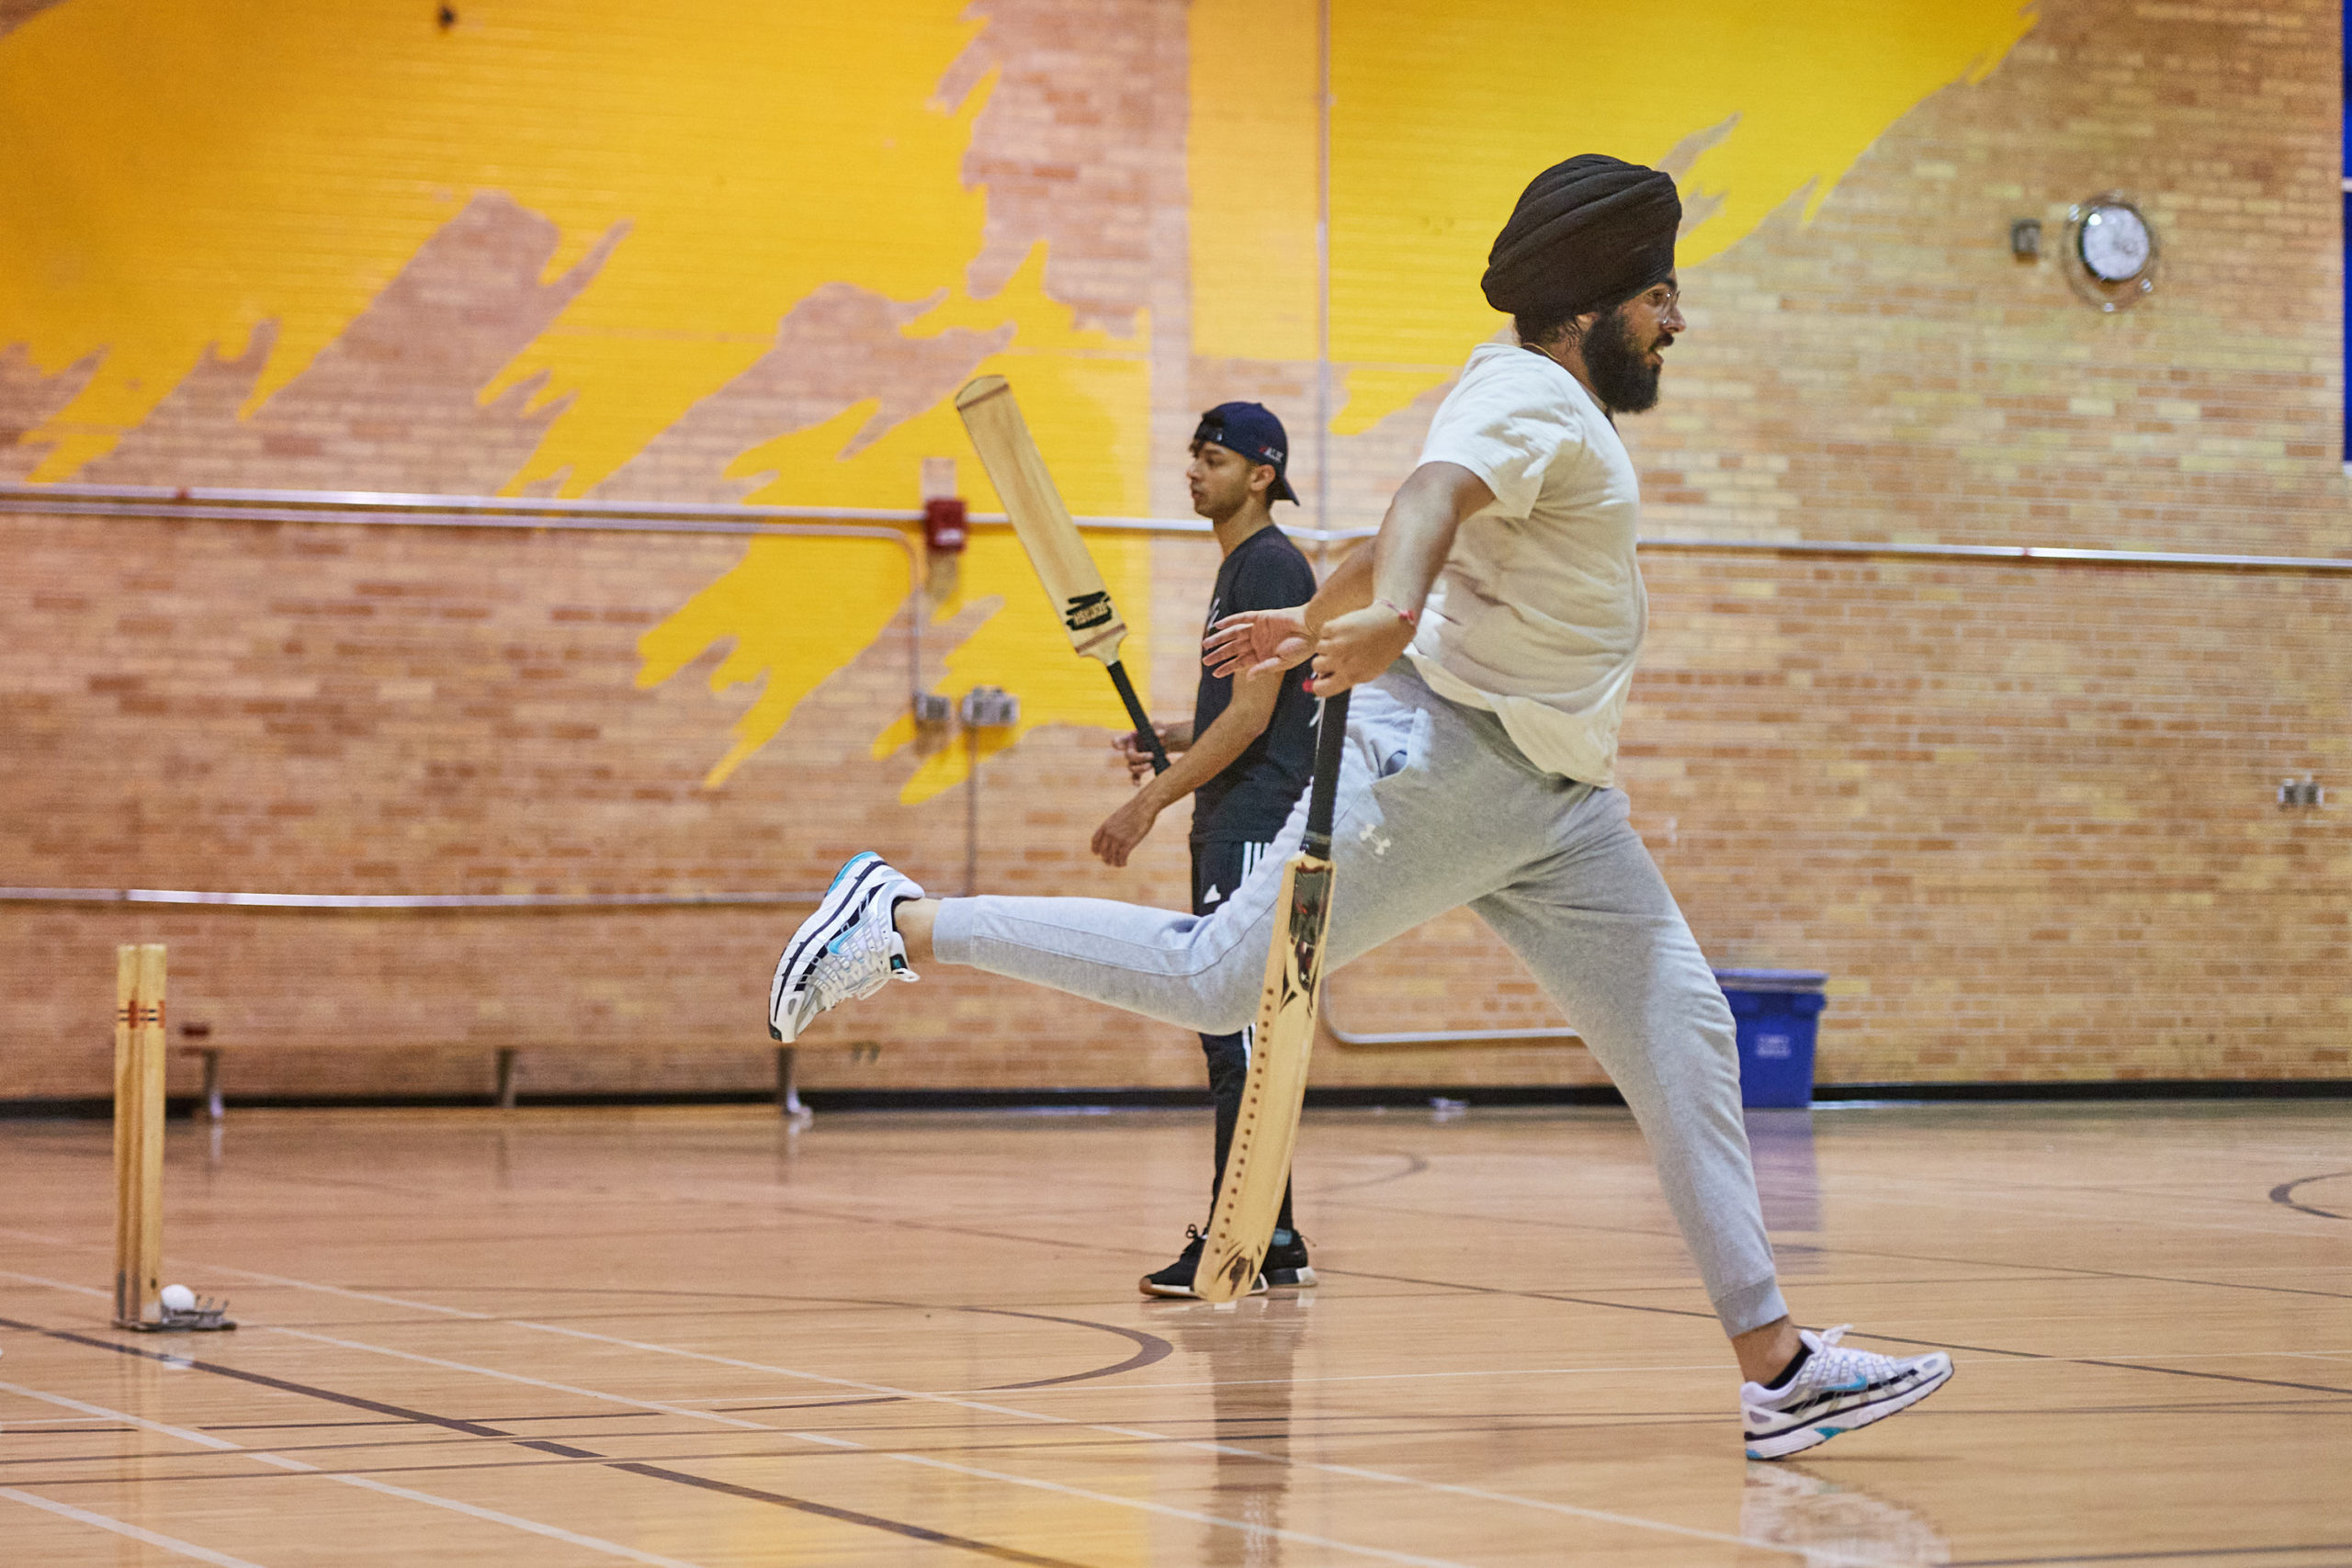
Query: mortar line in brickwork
xmin=0 ymin=485 xmax=952 ymax=705
xmin=6 ymin=484 xmax=2347 ymax=573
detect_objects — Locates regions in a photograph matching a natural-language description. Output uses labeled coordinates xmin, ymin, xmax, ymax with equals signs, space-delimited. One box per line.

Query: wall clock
xmin=2063 ymin=195 xmax=2158 ymax=311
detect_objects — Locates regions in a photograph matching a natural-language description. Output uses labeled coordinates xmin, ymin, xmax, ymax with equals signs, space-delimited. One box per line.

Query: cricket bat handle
xmin=1302 ymin=688 xmax=1350 ymax=853
xmin=1104 ymin=660 xmax=1170 ymax=774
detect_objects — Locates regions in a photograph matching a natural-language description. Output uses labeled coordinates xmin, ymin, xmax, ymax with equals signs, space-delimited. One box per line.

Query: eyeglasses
xmin=1635 ymin=282 xmax=1681 ymax=317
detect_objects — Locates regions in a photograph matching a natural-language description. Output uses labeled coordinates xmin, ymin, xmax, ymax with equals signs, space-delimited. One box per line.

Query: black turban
xmin=1480 ymin=154 xmax=1681 ymax=322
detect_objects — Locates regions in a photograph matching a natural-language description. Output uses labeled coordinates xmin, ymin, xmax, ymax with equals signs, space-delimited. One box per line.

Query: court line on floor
xmin=0 ymin=1262 xmax=1923 ymax=1406
xmin=0 ymin=1378 xmax=708 ymax=1568
xmin=274 ymin=1314 xmax=1901 ymax=1566
xmin=84 ymin=1259 xmax=2338 ymax=1403
xmin=0 ymin=1260 xmax=1973 ymax=1567
xmin=197 ymin=1271 xmax=1178 ymax=1390
xmin=1791 ymin=1175 xmax=2341 ymax=1241
xmin=1 ymin=1346 xmax=1103 ymax=1568
xmin=63 ymin=1174 xmax=2340 ymax=1559
xmin=2 ymin=1303 xmax=1480 ymax=1568
xmin=2270 ymin=1171 xmax=2352 ymax=1221
xmin=1324 ymin=1199 xmax=2352 ymax=1305
xmin=257 ymin=1326 xmax=1488 ymax=1568
xmin=0 ymin=1269 xmax=110 ymax=1301
xmin=0 ymin=1266 xmax=1082 ymax=1426
xmin=0 ymin=1486 xmax=271 ymax=1568
xmin=907 ymin=1344 xmax=2352 ymax=1399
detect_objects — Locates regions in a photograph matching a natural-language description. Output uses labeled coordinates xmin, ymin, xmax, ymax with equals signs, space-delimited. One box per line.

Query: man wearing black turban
xmin=1484 ymin=152 xmax=1686 ymax=415
xmin=772 ymin=152 xmax=1956 ymax=1462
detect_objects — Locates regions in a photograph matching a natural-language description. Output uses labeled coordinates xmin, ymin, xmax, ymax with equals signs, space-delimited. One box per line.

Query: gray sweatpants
xmin=933 ymin=662 xmax=1786 ymax=1336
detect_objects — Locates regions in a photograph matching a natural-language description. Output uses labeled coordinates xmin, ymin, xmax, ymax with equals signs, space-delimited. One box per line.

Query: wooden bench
xmin=175 ymin=1036 xmax=821 ymax=1122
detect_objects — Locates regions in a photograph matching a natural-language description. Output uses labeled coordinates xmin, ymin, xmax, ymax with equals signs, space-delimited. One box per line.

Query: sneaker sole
xmin=770 ymin=853 xmax=891 ymax=1042
xmin=1138 ymin=1273 xmax=1267 ymax=1300
xmin=1262 ymin=1264 xmax=1317 ymax=1289
xmin=1745 ymin=1360 xmax=1953 ymax=1461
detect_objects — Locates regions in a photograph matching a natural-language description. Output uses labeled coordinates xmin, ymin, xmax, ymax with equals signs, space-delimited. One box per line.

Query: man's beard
xmin=1580 ymin=303 xmax=1666 ymax=414
xmin=1192 ymin=481 xmax=1247 ymax=524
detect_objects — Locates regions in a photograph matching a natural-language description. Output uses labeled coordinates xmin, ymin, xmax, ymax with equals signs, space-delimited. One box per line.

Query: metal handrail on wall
xmin=8 ymin=480 xmax=2350 ymax=569
xmin=6 ymin=482 xmax=2346 ymax=1052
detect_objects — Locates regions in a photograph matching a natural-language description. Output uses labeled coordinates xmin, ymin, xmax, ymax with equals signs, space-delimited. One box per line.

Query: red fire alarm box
xmin=923 ymin=497 xmax=967 ymax=554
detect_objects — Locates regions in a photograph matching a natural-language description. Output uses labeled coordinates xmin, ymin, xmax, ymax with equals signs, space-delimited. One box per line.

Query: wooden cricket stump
xmin=112 ymin=944 xmax=234 ymax=1333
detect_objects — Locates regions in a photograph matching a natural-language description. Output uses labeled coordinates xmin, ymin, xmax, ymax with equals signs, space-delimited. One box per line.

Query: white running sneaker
xmin=1741 ymin=1325 xmax=1953 ymax=1460
xmin=769 ymin=853 xmax=923 ymax=1043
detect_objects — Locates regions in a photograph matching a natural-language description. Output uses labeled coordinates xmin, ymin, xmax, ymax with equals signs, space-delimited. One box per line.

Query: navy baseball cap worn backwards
xmin=1193 ymin=401 xmax=1297 ymax=503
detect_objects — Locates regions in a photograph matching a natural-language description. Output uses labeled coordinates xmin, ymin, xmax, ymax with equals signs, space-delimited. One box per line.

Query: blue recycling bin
xmin=1714 ymin=969 xmax=1828 ymax=1109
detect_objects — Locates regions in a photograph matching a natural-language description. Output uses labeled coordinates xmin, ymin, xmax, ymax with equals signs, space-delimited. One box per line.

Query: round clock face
xmin=2078 ymin=204 xmax=2152 ymax=283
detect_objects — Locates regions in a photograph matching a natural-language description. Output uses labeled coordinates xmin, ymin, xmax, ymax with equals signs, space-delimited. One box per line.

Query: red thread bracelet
xmin=1375 ymin=596 xmax=1419 ymax=628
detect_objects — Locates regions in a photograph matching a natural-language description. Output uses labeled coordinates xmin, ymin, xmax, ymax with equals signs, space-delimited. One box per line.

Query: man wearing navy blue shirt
xmin=1090 ymin=402 xmax=1321 ymax=1298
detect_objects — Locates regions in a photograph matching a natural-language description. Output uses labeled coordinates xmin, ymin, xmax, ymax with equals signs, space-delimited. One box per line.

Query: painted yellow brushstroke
xmin=0 ymin=0 xmax=997 ymax=486
xmin=637 ymin=264 xmax=1152 ymax=797
xmin=1329 ymin=367 xmax=1462 ymax=438
xmin=872 ymin=526 xmax=1155 ymax=806
xmin=5 ymin=1 xmax=1161 ymax=798
xmin=729 ymin=249 xmax=1151 ymax=519
xmin=1188 ymin=0 xmax=1322 ymax=362
xmin=636 ymin=525 xmax=914 ymax=790
xmin=1324 ymin=0 xmax=2038 ymax=429
xmin=2 ymin=0 xmax=2035 ymax=801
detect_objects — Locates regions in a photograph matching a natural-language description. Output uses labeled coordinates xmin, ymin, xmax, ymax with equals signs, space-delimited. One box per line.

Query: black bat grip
xmin=1302 ymin=689 xmax=1351 ymax=857
xmin=1104 ymin=660 xmax=1170 ymax=773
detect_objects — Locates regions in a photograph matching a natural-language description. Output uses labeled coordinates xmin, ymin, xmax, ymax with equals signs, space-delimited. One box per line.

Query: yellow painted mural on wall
xmin=638 ymin=291 xmax=1155 ymax=803
xmin=0 ymin=0 xmax=1153 ymax=799
xmin=1321 ymin=0 xmax=2039 ymax=429
xmin=2 ymin=0 xmax=2032 ymax=800
xmin=1189 ymin=0 xmax=2040 ymax=430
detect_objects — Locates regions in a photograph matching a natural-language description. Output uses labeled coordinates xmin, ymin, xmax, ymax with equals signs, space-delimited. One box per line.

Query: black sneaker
xmin=1138 ymin=1226 xmax=1266 ymax=1299
xmin=1261 ymin=1229 xmax=1317 ymax=1290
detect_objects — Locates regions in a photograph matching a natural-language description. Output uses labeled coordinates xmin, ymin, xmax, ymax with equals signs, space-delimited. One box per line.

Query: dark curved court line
xmin=320 ymin=1281 xmax=1173 ymax=1391
xmin=1309 ymin=1269 xmax=2352 ymax=1400
xmin=1308 ymin=1151 xmax=1432 ymax=1193
xmin=1335 ymin=1181 xmax=2352 ymax=1304
xmin=1330 ymin=1196 xmax=2352 ymax=1304
xmin=969 ymin=1307 xmax=1173 ymax=1389
xmin=1321 ymin=1264 xmax=1726 ymax=1325
xmin=605 ymin=1463 xmax=1097 ymax=1567
xmin=2269 ymin=1171 xmax=2352 ymax=1221
xmin=5 ymin=1455 xmax=1098 ymax=1567
xmin=0 ymin=1314 xmax=1100 ymax=1568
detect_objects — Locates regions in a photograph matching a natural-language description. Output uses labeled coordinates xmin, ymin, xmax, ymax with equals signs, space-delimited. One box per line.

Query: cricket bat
xmin=954 ymin=375 xmax=1168 ymax=773
xmin=1193 ymin=688 xmax=1351 ymax=1303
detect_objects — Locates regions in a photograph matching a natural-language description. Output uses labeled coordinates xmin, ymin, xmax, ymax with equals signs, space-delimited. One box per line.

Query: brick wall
xmin=2 ymin=0 xmax=2346 ymax=1100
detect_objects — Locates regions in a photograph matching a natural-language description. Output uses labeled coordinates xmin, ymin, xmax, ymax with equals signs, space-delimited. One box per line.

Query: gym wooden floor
xmin=2 ymin=1100 xmax=2347 ymax=1566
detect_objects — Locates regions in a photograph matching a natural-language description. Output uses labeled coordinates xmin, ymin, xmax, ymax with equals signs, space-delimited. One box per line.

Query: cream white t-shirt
xmin=1404 ymin=342 xmax=1646 ymax=786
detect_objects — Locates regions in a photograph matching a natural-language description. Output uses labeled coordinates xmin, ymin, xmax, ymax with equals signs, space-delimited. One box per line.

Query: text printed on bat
xmin=1063 ymin=591 xmax=1115 ymax=632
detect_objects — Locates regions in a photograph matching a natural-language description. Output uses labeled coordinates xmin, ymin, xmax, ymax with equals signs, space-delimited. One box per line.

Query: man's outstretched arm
xmin=1204 ymin=461 xmax=1493 ymax=694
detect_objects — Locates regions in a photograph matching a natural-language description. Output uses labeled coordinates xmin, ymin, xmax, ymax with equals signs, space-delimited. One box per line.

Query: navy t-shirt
xmin=1191 ymin=526 xmax=1319 ymax=846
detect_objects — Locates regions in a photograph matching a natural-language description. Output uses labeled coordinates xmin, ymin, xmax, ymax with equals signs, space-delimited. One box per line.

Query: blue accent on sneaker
xmin=769 ymin=852 xmax=926 ymax=1043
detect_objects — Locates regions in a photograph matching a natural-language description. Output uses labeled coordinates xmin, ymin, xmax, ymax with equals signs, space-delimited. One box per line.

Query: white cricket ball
xmin=160 ymin=1284 xmax=197 ymax=1313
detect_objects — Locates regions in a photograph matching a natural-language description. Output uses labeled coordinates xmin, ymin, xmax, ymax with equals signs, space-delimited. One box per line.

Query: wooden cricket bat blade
xmin=1193 ymin=690 xmax=1351 ymax=1303
xmin=955 ymin=374 xmax=1167 ymax=772
xmin=955 ymin=375 xmax=1127 ymax=665
xmin=1192 ymin=852 xmax=1335 ymax=1303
